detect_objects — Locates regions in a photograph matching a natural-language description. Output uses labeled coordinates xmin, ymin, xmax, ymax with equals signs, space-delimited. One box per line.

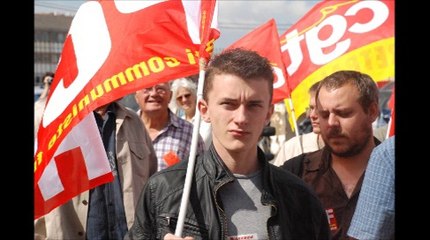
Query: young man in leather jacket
xmin=126 ymin=48 xmax=330 ymax=240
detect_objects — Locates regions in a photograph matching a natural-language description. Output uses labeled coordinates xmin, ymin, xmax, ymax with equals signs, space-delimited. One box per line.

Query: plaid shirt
xmin=348 ymin=136 xmax=395 ymax=240
xmin=139 ymin=110 xmax=206 ymax=171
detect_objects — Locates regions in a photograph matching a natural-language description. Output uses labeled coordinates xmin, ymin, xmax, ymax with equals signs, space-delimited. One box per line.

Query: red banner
xmin=226 ymin=19 xmax=290 ymax=104
xmin=280 ymin=0 xmax=394 ymax=127
xmin=34 ymin=114 xmax=113 ymax=219
xmin=34 ymin=0 xmax=219 ymax=219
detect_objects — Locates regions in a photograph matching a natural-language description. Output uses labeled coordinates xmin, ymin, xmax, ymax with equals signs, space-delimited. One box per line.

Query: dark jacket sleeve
xmin=125 ymin=180 xmax=156 ymax=240
xmin=277 ymin=154 xmax=330 ymax=239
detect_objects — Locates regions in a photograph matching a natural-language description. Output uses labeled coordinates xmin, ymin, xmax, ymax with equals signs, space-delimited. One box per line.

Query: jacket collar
xmin=304 ymin=136 xmax=382 ymax=172
xmin=202 ymin=144 xmax=276 ymax=204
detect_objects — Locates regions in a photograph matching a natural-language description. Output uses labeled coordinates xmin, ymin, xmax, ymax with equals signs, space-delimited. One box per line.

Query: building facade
xmin=34 ymin=13 xmax=73 ymax=86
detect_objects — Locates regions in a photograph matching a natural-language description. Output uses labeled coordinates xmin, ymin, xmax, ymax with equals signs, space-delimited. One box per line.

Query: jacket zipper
xmin=214 ymin=178 xmax=233 ymax=239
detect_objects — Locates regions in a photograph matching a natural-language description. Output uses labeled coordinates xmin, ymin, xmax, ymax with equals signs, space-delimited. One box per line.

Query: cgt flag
xmin=280 ymin=0 xmax=394 ymax=129
xmin=225 ymin=19 xmax=290 ymax=104
xmin=34 ymin=0 xmax=219 ymax=219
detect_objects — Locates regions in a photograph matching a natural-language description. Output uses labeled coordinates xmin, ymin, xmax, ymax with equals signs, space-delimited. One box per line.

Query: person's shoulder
xmin=270 ymin=164 xmax=302 ymax=183
xmin=121 ymin=103 xmax=139 ymax=117
xmin=269 ymin=164 xmax=319 ymax=198
xmin=115 ymin=102 xmax=143 ymax=122
xmin=302 ymin=131 xmax=318 ymax=141
xmin=176 ymin=114 xmax=193 ymax=127
xmin=376 ymin=136 xmax=395 ymax=151
xmin=281 ymin=152 xmax=307 ymax=170
xmin=280 ymin=136 xmax=298 ymax=151
xmin=370 ymin=136 xmax=394 ymax=165
xmin=169 ymin=110 xmax=193 ymax=127
xmin=179 ymin=118 xmax=194 ymax=128
xmin=142 ymin=160 xmax=192 ymax=206
xmin=282 ymin=132 xmax=318 ymax=149
xmin=284 ymin=135 xmax=298 ymax=144
xmin=281 ymin=149 xmax=323 ymax=173
xmin=147 ymin=159 xmax=189 ymax=188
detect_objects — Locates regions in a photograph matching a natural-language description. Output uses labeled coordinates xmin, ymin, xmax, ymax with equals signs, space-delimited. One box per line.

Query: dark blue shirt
xmin=86 ymin=104 xmax=128 ymax=240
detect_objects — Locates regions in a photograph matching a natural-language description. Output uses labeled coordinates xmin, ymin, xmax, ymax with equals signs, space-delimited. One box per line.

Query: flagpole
xmin=175 ymin=58 xmax=206 ymax=237
xmin=385 ymin=116 xmax=392 ymax=140
xmin=385 ymin=108 xmax=394 ymax=140
xmin=286 ymin=97 xmax=303 ymax=153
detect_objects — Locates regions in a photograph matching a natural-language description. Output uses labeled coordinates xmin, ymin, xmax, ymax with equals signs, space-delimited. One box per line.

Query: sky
xmin=34 ymin=0 xmax=319 ymax=50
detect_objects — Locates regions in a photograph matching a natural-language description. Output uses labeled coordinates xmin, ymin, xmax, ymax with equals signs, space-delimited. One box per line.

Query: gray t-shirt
xmin=219 ymin=170 xmax=271 ymax=240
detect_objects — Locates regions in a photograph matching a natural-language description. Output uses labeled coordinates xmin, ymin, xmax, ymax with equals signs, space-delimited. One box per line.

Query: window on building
xmin=57 ymin=32 xmax=67 ymax=43
xmin=50 ymin=53 xmax=59 ymax=63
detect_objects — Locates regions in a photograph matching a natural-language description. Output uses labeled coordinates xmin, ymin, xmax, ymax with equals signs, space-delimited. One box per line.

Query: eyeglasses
xmin=176 ymin=93 xmax=191 ymax=101
xmin=142 ymin=85 xmax=169 ymax=94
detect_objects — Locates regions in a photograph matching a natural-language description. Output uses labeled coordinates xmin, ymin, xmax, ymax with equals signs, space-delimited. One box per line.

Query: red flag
xmin=225 ymin=19 xmax=290 ymax=104
xmin=280 ymin=0 xmax=394 ymax=124
xmin=34 ymin=113 xmax=113 ymax=219
xmin=34 ymin=0 xmax=219 ymax=219
xmin=197 ymin=0 xmax=219 ymax=62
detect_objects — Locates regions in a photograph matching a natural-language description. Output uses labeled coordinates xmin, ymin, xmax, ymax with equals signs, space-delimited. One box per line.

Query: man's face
xmin=135 ymin=83 xmax=171 ymax=114
xmin=199 ymin=73 xmax=273 ymax=154
xmin=317 ymin=83 xmax=377 ymax=157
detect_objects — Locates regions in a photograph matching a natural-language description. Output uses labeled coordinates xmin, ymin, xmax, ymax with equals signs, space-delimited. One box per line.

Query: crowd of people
xmin=34 ymin=48 xmax=395 ymax=239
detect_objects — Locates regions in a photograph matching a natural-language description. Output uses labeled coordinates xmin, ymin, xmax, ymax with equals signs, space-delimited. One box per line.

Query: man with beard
xmin=281 ymin=70 xmax=380 ymax=240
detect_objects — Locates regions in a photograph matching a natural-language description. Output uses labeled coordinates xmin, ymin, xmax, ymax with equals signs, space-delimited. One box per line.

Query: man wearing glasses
xmin=135 ymin=82 xmax=205 ymax=171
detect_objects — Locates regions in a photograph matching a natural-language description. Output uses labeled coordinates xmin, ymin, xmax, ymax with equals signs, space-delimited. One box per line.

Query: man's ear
xmin=198 ymin=99 xmax=210 ymax=123
xmin=265 ymin=104 xmax=274 ymax=125
xmin=369 ymin=102 xmax=380 ymax=123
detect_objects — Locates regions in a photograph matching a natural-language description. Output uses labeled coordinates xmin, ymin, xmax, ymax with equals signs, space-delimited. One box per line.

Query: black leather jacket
xmin=126 ymin=145 xmax=330 ymax=240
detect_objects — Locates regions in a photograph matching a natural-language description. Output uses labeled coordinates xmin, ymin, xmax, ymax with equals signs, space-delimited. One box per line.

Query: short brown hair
xmin=316 ymin=70 xmax=379 ymax=113
xmin=203 ymin=48 xmax=274 ymax=103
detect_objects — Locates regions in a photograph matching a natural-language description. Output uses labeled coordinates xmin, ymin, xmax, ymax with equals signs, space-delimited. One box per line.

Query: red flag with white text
xmin=280 ymin=0 xmax=394 ymax=127
xmin=34 ymin=0 xmax=219 ymax=219
xmin=225 ymin=19 xmax=290 ymax=104
xmin=34 ymin=114 xmax=112 ymax=219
